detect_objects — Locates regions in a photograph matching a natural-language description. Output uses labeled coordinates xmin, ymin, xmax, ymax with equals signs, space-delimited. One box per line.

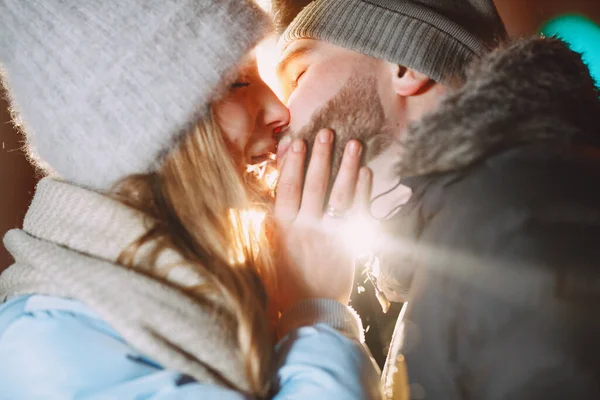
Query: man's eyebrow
xmin=276 ymin=43 xmax=315 ymax=78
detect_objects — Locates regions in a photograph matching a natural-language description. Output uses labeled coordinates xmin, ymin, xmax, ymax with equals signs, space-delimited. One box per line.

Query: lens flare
xmin=246 ymin=153 xmax=279 ymax=194
xmin=343 ymin=215 xmax=393 ymax=312
xmin=341 ymin=214 xmax=378 ymax=258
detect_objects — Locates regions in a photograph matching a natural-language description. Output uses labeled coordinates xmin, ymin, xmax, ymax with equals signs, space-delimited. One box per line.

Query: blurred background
xmin=2 ymin=0 xmax=600 ymax=271
xmin=0 ymin=88 xmax=37 ymax=271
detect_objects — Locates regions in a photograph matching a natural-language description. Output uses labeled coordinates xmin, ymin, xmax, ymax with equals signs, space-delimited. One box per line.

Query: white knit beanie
xmin=0 ymin=0 xmax=271 ymax=191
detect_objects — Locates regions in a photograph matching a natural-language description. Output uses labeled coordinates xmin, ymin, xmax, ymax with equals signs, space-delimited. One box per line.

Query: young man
xmin=275 ymin=0 xmax=600 ymax=398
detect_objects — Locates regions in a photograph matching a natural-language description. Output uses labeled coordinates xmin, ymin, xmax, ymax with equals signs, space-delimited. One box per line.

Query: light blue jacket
xmin=0 ymin=295 xmax=381 ymax=400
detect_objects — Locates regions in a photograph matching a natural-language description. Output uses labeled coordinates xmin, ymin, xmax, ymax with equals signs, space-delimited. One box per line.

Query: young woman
xmin=0 ymin=0 xmax=380 ymax=398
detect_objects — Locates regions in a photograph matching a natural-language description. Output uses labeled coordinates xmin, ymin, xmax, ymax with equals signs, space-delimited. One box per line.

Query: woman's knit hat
xmin=281 ymin=0 xmax=508 ymax=85
xmin=0 ymin=0 xmax=271 ymax=191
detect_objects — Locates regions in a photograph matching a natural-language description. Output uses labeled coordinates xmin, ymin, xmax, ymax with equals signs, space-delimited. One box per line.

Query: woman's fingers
xmin=274 ymin=139 xmax=306 ymax=224
xmin=272 ymin=133 xmax=372 ymax=311
xmin=353 ymin=167 xmax=373 ymax=214
xmin=298 ymin=129 xmax=334 ymax=217
xmin=275 ymin=131 xmax=369 ymax=226
xmin=326 ymin=140 xmax=363 ymax=218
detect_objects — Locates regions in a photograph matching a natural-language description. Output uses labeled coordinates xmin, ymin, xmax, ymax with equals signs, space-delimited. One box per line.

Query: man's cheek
xmin=287 ymin=87 xmax=320 ymax=133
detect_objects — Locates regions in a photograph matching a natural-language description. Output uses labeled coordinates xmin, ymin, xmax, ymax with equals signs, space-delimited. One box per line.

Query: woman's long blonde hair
xmin=114 ymin=109 xmax=277 ymax=397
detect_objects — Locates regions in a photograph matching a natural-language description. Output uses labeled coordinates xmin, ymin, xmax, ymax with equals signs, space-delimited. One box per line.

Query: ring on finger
xmin=325 ymin=204 xmax=348 ymax=219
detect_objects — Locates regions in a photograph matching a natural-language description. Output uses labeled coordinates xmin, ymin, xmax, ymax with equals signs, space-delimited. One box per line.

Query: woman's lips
xmin=276 ymin=135 xmax=292 ymax=169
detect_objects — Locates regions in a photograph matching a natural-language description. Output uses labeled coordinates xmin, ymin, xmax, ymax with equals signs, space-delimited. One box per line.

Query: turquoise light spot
xmin=542 ymin=14 xmax=600 ymax=87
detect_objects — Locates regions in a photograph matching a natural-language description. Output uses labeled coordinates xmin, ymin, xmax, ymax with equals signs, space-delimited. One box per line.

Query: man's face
xmin=276 ymin=39 xmax=396 ymax=177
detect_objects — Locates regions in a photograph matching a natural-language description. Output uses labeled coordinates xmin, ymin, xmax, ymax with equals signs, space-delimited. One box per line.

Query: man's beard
xmin=283 ymin=76 xmax=393 ymax=194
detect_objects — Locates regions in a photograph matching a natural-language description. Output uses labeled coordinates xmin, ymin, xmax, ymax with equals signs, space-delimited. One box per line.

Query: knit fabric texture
xmin=278 ymin=298 xmax=365 ymax=342
xmin=0 ymin=178 xmax=365 ymax=391
xmin=0 ymin=0 xmax=270 ymax=191
xmin=282 ymin=0 xmax=508 ymax=84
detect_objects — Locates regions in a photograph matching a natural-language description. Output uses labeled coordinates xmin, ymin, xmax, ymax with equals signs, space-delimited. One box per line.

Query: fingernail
xmin=292 ymin=139 xmax=305 ymax=153
xmin=319 ymin=129 xmax=332 ymax=144
xmin=348 ymin=141 xmax=362 ymax=157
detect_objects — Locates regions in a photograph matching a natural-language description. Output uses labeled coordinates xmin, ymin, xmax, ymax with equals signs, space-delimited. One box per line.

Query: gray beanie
xmin=0 ymin=0 xmax=271 ymax=191
xmin=282 ymin=0 xmax=508 ymax=84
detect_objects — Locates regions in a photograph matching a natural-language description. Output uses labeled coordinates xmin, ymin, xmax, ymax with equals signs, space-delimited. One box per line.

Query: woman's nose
xmin=261 ymin=86 xmax=290 ymax=132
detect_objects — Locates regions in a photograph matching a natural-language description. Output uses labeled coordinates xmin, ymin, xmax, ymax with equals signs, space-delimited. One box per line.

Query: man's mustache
xmin=278 ymin=78 xmax=388 ymax=164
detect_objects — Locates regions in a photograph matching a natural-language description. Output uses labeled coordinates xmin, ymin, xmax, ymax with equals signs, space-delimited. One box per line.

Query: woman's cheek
xmin=215 ymin=100 xmax=253 ymax=151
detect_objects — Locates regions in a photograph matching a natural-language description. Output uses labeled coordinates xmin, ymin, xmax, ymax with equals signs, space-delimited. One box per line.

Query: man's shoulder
xmin=378 ymin=143 xmax=600 ymax=302
xmin=409 ymin=143 xmax=600 ymax=263
xmin=434 ymin=143 xmax=600 ymax=213
xmin=389 ymin=142 xmax=600 ymax=253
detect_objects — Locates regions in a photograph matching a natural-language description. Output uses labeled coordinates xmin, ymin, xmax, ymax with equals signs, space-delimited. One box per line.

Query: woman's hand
xmin=273 ymin=129 xmax=372 ymax=314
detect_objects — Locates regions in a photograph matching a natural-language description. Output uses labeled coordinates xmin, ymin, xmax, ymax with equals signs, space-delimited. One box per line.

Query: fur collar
xmin=398 ymin=37 xmax=600 ymax=178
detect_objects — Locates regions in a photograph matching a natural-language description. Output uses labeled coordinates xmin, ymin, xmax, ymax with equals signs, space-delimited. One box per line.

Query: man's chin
xmin=287 ymin=75 xmax=388 ymax=189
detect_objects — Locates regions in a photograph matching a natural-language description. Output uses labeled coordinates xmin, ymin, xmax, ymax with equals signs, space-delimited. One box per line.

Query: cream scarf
xmin=0 ymin=178 xmax=250 ymax=392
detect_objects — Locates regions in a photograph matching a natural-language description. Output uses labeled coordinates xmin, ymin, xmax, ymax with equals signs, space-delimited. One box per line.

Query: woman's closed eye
xmin=231 ymin=81 xmax=251 ymax=89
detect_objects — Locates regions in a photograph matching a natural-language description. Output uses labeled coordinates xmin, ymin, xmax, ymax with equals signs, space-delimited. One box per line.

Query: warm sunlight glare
xmin=246 ymin=153 xmax=279 ymax=194
xmin=255 ymin=0 xmax=272 ymax=12
xmin=256 ymin=34 xmax=286 ymax=101
xmin=229 ymin=208 xmax=266 ymax=265
xmin=342 ymin=214 xmax=379 ymax=258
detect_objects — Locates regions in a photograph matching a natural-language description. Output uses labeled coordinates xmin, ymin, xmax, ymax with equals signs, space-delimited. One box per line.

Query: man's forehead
xmin=277 ymin=38 xmax=356 ymax=75
xmin=280 ymin=37 xmax=347 ymax=57
xmin=283 ymin=37 xmax=319 ymax=50
xmin=279 ymin=39 xmax=318 ymax=62
xmin=276 ymin=38 xmax=318 ymax=76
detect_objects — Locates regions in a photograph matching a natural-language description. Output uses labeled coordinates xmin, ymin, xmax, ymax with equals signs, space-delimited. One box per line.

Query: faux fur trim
xmin=397 ymin=37 xmax=600 ymax=178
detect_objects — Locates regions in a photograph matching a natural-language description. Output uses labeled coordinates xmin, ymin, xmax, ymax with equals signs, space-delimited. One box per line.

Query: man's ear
xmin=391 ymin=64 xmax=431 ymax=96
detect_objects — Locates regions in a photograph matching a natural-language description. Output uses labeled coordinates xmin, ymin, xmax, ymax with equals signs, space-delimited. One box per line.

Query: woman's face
xmin=214 ymin=55 xmax=289 ymax=164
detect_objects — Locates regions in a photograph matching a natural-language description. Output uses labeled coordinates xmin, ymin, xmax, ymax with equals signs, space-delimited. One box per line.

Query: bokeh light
xmin=542 ymin=15 xmax=600 ymax=87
